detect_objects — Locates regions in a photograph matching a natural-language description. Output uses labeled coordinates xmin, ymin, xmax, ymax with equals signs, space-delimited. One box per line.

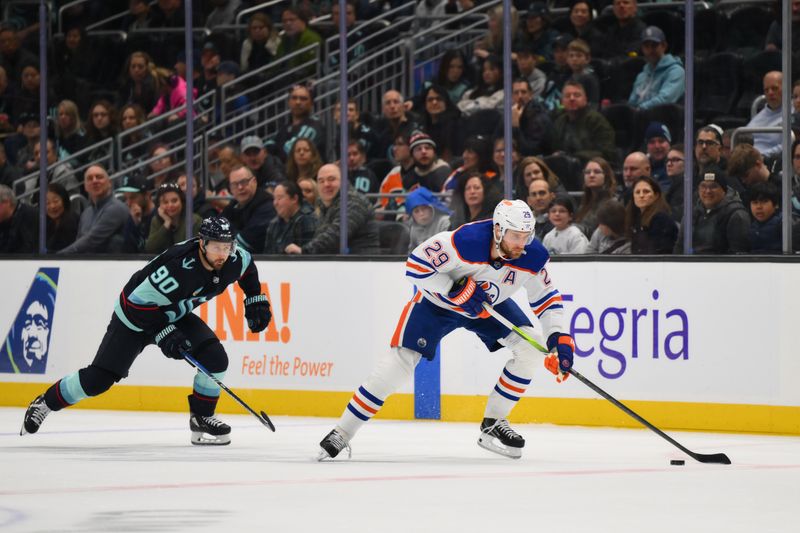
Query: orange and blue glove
xmin=545 ymin=332 xmax=574 ymax=383
xmin=447 ymin=277 xmax=489 ymax=318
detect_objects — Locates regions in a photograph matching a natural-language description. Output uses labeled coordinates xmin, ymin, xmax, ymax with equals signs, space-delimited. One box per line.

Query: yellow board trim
xmin=5 ymin=383 xmax=799 ymax=435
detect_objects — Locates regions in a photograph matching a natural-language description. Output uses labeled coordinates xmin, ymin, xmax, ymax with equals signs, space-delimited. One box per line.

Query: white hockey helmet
xmin=493 ymin=199 xmax=535 ymax=247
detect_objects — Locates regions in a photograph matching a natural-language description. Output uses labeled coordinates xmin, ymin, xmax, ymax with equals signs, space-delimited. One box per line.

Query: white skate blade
xmin=191 ymin=431 xmax=231 ymax=446
xmin=477 ymin=434 xmax=523 ymax=459
xmin=316 ymin=445 xmax=352 ymax=461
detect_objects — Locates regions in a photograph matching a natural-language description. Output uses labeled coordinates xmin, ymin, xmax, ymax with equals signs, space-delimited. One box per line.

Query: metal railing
xmin=86 ymin=0 xmax=158 ymax=31
xmin=13 ymin=137 xmax=115 ymax=203
xmin=109 ymin=135 xmax=205 ymax=192
xmin=235 ymin=0 xmax=287 ymax=25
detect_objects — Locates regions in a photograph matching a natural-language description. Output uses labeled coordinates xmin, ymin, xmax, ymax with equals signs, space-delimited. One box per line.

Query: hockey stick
xmin=482 ymin=303 xmax=731 ymax=465
xmin=182 ymin=352 xmax=276 ymax=432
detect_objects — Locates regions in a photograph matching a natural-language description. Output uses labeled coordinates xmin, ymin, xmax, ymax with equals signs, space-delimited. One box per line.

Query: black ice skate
xmin=20 ymin=394 xmax=51 ymax=435
xmin=317 ymin=427 xmax=351 ymax=461
xmin=190 ymin=413 xmax=231 ymax=445
xmin=477 ymin=418 xmax=525 ymax=459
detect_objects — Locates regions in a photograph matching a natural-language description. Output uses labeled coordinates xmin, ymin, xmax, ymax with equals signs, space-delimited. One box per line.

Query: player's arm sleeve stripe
xmin=406 ymin=270 xmax=435 ymax=280
xmin=530 ymin=290 xmax=560 ymax=308
xmin=405 ymin=261 xmax=433 ymax=273
xmin=408 ymin=253 xmax=434 ymax=269
xmin=533 ymin=296 xmax=563 ymax=316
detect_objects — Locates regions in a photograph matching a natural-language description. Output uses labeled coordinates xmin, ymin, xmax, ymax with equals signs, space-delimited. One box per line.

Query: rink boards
xmin=1 ymin=259 xmax=798 ymax=435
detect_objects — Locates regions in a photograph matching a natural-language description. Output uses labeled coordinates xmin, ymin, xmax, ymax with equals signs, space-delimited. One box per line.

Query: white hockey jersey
xmin=405 ymin=219 xmax=566 ymax=338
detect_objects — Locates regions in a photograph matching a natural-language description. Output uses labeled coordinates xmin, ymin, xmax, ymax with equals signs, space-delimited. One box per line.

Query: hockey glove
xmin=155 ymin=324 xmax=192 ymax=360
xmin=244 ymin=294 xmax=272 ymax=333
xmin=545 ymin=332 xmax=574 ymax=383
xmin=447 ymin=277 xmax=490 ymax=318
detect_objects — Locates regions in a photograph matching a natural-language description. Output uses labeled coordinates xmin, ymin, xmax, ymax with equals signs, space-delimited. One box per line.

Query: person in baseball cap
xmin=629 ymin=25 xmax=685 ymax=110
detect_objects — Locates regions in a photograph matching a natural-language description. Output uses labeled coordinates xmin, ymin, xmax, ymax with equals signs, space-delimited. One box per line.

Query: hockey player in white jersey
xmin=318 ymin=199 xmax=575 ymax=460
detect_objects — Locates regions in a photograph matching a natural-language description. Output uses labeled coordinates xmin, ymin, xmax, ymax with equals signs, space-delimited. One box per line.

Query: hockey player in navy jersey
xmin=20 ymin=216 xmax=272 ymax=445
xmin=318 ymin=199 xmax=574 ymax=459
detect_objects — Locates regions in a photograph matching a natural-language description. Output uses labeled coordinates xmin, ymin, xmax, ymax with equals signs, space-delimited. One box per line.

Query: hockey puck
xmin=670 ymin=459 xmax=685 ymax=466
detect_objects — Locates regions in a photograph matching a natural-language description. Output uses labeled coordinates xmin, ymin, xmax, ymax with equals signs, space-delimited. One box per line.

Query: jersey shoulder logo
xmin=1 ymin=268 xmax=59 ymax=374
xmin=182 ymin=257 xmax=196 ymax=270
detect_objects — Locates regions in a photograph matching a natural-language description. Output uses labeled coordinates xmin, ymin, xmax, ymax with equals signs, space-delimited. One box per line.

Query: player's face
xmin=500 ymin=229 xmax=530 ymax=259
xmin=21 ymin=301 xmax=49 ymax=363
xmin=202 ymin=240 xmax=233 ymax=269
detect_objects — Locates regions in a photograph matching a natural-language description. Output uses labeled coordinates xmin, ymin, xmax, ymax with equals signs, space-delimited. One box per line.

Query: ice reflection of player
xmin=21 ymin=301 xmax=51 ymax=369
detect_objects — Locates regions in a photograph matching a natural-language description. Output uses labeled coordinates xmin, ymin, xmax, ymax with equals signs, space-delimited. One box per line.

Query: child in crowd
xmin=405 ymin=186 xmax=452 ymax=252
xmin=749 ymin=182 xmax=782 ymax=253
xmin=565 ymin=38 xmax=600 ymax=108
xmin=542 ymin=196 xmax=588 ymax=254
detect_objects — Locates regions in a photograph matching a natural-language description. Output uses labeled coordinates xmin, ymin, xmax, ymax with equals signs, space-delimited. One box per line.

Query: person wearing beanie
xmin=404 ymin=131 xmax=452 ymax=192
xmin=674 ymin=166 xmax=750 ymax=254
xmin=404 ymin=186 xmax=452 ymax=252
xmin=644 ymin=121 xmax=672 ymax=193
xmin=628 ymin=26 xmax=685 ymax=110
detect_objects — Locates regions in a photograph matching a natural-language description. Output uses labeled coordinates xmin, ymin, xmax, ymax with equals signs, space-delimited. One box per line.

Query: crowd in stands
xmin=1 ymin=0 xmax=800 ymax=257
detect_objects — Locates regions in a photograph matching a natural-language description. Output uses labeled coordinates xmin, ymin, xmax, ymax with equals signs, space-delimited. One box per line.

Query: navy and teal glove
xmin=244 ymin=294 xmax=272 ymax=333
xmin=155 ymin=324 xmax=192 ymax=360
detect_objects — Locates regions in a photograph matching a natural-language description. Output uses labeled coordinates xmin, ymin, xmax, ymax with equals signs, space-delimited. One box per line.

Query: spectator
xmin=215 ymin=61 xmax=249 ymax=121
xmin=118 ymin=51 xmax=159 ymax=113
xmin=0 ymin=144 xmax=20 ymax=189
xmin=727 ymin=143 xmax=782 ymax=207
xmin=628 ymin=26 xmax=685 ymax=110
xmin=329 ymin=0 xmax=371 ymax=68
xmin=0 ymin=65 xmax=14 ymax=134
xmin=643 ymin=121 xmax=671 ymax=193
xmin=149 ymin=69 xmax=194 ymax=121
xmin=695 ymin=124 xmax=725 ymax=173
xmin=506 ymin=78 xmax=551 ymax=157
xmin=31 ymin=139 xmax=79 ymax=195
xmin=176 ymin=172 xmax=219 ymax=219
xmin=540 ymin=34 xmax=573 ymax=111
xmin=0 ymin=183 xmax=37 ymax=253
xmin=525 ymin=177 xmax=555 ymax=240
xmin=443 ymin=134 xmax=498 ymax=196
xmin=765 ymin=0 xmax=800 ymax=53
xmin=748 ymin=181 xmax=783 ymax=254
xmin=297 ymin=176 xmax=318 ymax=208
xmin=448 ymin=173 xmax=501 ymax=229
xmin=457 ymin=55 xmax=504 ymax=117
xmin=118 ymin=103 xmax=150 ymax=168
xmin=721 ymin=128 xmax=752 ymax=162
xmin=14 ymin=63 xmax=52 ymax=121
xmin=205 ymin=0 xmax=242 ymax=28
xmin=85 ymin=99 xmax=117 ymax=148
xmin=586 ymin=200 xmax=630 ymax=254
xmin=346 ymin=140 xmax=379 ymax=195
xmin=198 ymin=42 xmax=221 ymax=95
xmin=145 ymin=143 xmax=175 ymax=190
xmin=514 ymin=2 xmax=558 ymax=62
xmin=565 ymin=38 xmax=600 ymax=108
xmin=58 ymin=165 xmax=129 ymax=254
xmin=493 ymin=137 xmax=520 ymax=185
xmin=55 ymin=100 xmax=87 ymax=158
xmin=378 ymin=133 xmax=414 ymax=214
xmin=373 ymin=89 xmax=420 ymax=161
xmin=266 ymin=84 xmax=327 ymax=161
xmin=120 ymin=0 xmax=151 ymax=32
xmin=149 ymin=0 xmax=186 ymax=28
xmin=625 ymin=176 xmax=677 ymax=254
xmin=240 ymin=13 xmax=280 ymax=73
xmin=220 ymin=164 xmax=275 ymax=253
xmin=45 ymin=182 xmax=79 ymax=252
xmin=575 ymin=156 xmax=617 ymax=237
xmin=674 ymin=168 xmax=750 ymax=254
xmin=333 ymin=99 xmax=380 ymax=160
xmin=405 ymin=186 xmax=452 ymax=251
xmin=597 ymin=0 xmax=646 ymax=59
xmin=145 ymin=182 xmax=201 ymax=254
xmin=547 ymin=80 xmax=617 ymax=163
xmin=664 ymin=144 xmax=685 ymax=222
xmin=432 ymin=49 xmax=472 ymax=104
xmin=418 ymin=84 xmax=462 ymax=163
xmin=208 ymin=142 xmax=239 ymax=198
xmin=0 ymin=26 xmax=37 ymax=83
xmin=745 ymin=71 xmax=784 ymax=160
xmin=405 ymin=131 xmax=452 ymax=192
xmin=620 ymin=151 xmax=651 ymax=204
xmin=512 ymin=44 xmax=546 ymax=99
xmin=263 ymin=180 xmax=318 ymax=254
xmin=274 ymin=6 xmax=323 ymax=79
xmin=542 ymin=196 xmax=589 ymax=254
xmin=514 ymin=156 xmax=565 ymax=200
xmin=117 ymin=173 xmax=155 ymax=253
xmin=474 ymin=5 xmax=518 ymax=60
xmin=564 ymin=0 xmax=603 ymax=52
xmin=52 ymin=25 xmax=96 ymax=103
xmin=239 ymin=135 xmax=286 ymax=189
xmin=286 ymin=138 xmax=323 ymax=184
xmin=285 ymin=163 xmax=380 ymax=255
xmin=9 ymin=112 xmax=39 ymax=172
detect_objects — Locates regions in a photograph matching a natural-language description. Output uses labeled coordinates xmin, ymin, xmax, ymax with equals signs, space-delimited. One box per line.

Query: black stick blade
xmin=260 ymin=411 xmax=276 ymax=432
xmin=692 ymin=452 xmax=731 ymax=465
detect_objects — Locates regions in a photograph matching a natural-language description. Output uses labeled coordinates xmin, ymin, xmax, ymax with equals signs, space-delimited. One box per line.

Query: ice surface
xmin=1 ymin=408 xmax=798 ymax=532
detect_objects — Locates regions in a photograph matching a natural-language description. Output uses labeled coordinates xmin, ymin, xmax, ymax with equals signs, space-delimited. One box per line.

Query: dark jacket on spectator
xmin=503 ymin=99 xmax=551 ymax=156
xmin=302 ymin=190 xmax=380 ymax=255
xmin=58 ymin=194 xmax=129 ymax=254
xmin=749 ymin=211 xmax=783 ymax=254
xmin=0 ymin=201 xmax=38 ymax=253
xmin=266 ymin=116 xmax=327 ymax=161
xmin=145 ymin=212 xmax=202 ymax=254
xmin=674 ymin=190 xmax=750 ymax=254
xmin=0 ymin=160 xmax=21 ymax=188
xmin=46 ymin=211 xmax=79 ymax=252
xmin=547 ymin=107 xmax=617 ymax=163
xmin=630 ymin=211 xmax=678 ymax=254
xmin=221 ymin=188 xmax=276 ymax=254
xmin=263 ymin=201 xmax=318 ymax=254
xmin=597 ymin=17 xmax=647 ymax=58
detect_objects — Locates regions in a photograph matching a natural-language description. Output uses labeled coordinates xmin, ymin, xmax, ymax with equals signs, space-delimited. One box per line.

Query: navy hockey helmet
xmin=198 ymin=216 xmax=236 ymax=244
